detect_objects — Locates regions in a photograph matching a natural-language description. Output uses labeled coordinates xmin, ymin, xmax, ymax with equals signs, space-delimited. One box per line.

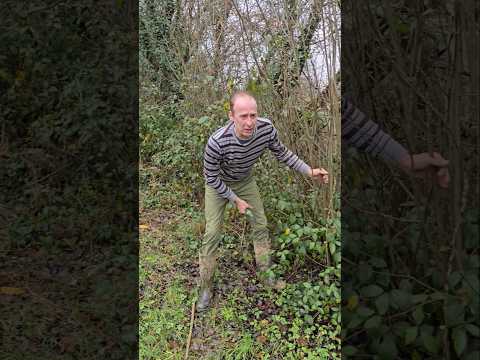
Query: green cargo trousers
xmin=198 ymin=173 xmax=272 ymax=289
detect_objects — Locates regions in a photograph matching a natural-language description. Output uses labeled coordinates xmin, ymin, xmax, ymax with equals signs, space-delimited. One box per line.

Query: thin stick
xmin=184 ymin=300 xmax=196 ymax=360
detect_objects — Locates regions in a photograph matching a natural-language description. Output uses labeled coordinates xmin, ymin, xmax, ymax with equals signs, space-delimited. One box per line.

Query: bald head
xmin=229 ymin=91 xmax=256 ymax=114
xmin=228 ymin=91 xmax=258 ymax=139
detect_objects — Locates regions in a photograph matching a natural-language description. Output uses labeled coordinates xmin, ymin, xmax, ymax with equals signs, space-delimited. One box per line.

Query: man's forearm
xmin=341 ymin=97 xmax=409 ymax=163
xmin=268 ymin=126 xmax=313 ymax=175
xmin=205 ymin=175 xmax=238 ymax=202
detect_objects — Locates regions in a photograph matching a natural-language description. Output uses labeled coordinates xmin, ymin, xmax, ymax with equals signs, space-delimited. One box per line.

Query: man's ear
xmin=228 ymin=111 xmax=233 ymax=121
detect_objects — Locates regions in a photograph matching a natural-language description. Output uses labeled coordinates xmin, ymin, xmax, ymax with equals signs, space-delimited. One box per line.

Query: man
xmin=199 ymin=91 xmax=328 ymax=311
xmin=198 ymin=91 xmax=450 ymax=312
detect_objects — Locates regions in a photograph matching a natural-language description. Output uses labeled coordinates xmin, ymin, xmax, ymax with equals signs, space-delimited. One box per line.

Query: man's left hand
xmin=310 ymin=168 xmax=329 ymax=184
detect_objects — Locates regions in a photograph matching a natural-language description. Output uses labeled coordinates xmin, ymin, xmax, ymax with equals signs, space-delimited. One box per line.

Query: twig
xmin=184 ymin=300 xmax=196 ymax=360
xmin=342 ymin=196 xmax=421 ymax=223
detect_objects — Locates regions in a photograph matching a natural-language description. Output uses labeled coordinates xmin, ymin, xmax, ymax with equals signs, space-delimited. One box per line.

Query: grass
xmin=139 ymin=166 xmax=340 ymax=359
xmin=139 ymin=174 xmax=275 ymax=359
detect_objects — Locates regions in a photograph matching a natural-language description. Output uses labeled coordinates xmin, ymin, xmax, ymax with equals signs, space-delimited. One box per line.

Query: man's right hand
xmin=235 ymin=198 xmax=252 ymax=214
xmin=398 ymin=152 xmax=450 ymax=188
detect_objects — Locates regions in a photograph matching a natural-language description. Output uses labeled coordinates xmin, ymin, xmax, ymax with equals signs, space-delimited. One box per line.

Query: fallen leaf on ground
xmin=139 ymin=224 xmax=149 ymax=230
xmin=0 ymin=287 xmax=25 ymax=295
xmin=256 ymin=335 xmax=267 ymax=344
xmin=259 ymin=319 xmax=269 ymax=326
xmin=274 ymin=280 xmax=287 ymax=290
xmin=297 ymin=337 xmax=308 ymax=346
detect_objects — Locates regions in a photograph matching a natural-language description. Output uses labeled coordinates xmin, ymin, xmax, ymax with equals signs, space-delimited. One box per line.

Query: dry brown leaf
xmin=256 ymin=335 xmax=267 ymax=344
xmin=274 ymin=280 xmax=287 ymax=290
xmin=297 ymin=337 xmax=308 ymax=346
xmin=0 ymin=287 xmax=25 ymax=295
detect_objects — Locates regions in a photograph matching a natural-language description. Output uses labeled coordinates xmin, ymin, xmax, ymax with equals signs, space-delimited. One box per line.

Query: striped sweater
xmin=341 ymin=97 xmax=408 ymax=162
xmin=203 ymin=117 xmax=311 ymax=201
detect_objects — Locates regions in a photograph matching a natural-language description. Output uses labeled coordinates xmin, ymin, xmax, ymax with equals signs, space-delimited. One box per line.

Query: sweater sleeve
xmin=341 ymin=97 xmax=409 ymax=163
xmin=203 ymin=137 xmax=238 ymax=202
xmin=268 ymin=125 xmax=312 ymax=175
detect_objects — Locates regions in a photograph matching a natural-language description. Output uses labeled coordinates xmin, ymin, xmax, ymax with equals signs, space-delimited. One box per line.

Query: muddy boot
xmin=254 ymin=241 xmax=275 ymax=285
xmin=197 ymin=286 xmax=213 ymax=312
xmin=197 ymin=254 xmax=216 ymax=312
xmin=254 ymin=241 xmax=286 ymax=289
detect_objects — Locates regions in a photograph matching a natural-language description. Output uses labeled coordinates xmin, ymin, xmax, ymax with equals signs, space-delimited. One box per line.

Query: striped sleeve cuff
xmin=377 ymin=138 xmax=409 ymax=163
xmin=296 ymin=161 xmax=312 ymax=176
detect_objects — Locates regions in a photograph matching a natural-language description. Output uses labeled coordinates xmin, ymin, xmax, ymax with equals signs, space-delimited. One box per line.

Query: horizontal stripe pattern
xmin=341 ymin=97 xmax=408 ymax=162
xmin=204 ymin=117 xmax=311 ymax=201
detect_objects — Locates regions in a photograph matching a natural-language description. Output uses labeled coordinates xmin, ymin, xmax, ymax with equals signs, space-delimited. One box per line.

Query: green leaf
xmin=390 ymin=289 xmax=412 ymax=309
xmin=421 ymin=333 xmax=438 ymax=354
xmin=378 ymin=334 xmax=398 ymax=359
xmin=347 ymin=314 xmax=363 ymax=329
xmin=412 ymin=306 xmax=424 ymax=325
xmin=370 ymin=257 xmax=387 ymax=268
xmin=361 ymin=285 xmax=384 ymax=298
xmin=412 ymin=294 xmax=428 ymax=304
xmin=448 ymin=271 xmax=462 ymax=288
xmin=465 ymin=351 xmax=480 ymax=360
xmin=329 ymin=241 xmax=336 ymax=255
xmin=445 ymin=303 xmax=465 ymax=327
xmin=375 ymin=293 xmax=389 ymax=315
xmin=405 ymin=326 xmax=418 ymax=345
xmin=464 ymin=271 xmax=480 ymax=293
xmin=357 ymin=306 xmax=375 ymax=318
xmin=358 ymin=262 xmax=373 ymax=282
xmin=198 ymin=116 xmax=209 ymax=124
xmin=431 ymin=292 xmax=447 ymax=301
xmin=452 ymin=327 xmax=467 ymax=357
xmin=343 ymin=345 xmax=357 ymax=356
xmin=364 ymin=315 xmax=381 ymax=329
xmin=465 ymin=324 xmax=480 ymax=337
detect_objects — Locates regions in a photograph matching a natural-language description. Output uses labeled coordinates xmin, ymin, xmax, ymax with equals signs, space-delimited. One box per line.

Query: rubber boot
xmin=254 ymin=241 xmax=277 ymax=287
xmin=197 ymin=254 xmax=216 ymax=312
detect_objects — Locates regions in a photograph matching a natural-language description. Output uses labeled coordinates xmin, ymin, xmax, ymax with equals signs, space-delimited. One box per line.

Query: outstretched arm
xmin=268 ymin=125 xmax=328 ymax=184
xmin=342 ymin=97 xmax=450 ymax=188
xmin=341 ymin=97 xmax=409 ymax=163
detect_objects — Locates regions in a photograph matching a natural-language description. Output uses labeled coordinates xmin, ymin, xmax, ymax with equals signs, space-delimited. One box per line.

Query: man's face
xmin=229 ymin=96 xmax=257 ymax=139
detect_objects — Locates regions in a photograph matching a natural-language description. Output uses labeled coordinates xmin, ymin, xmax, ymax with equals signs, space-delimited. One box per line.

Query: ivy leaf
xmin=369 ymin=257 xmax=387 ymax=268
xmin=465 ymin=324 xmax=480 ymax=337
xmin=329 ymin=241 xmax=336 ymax=255
xmin=347 ymin=314 xmax=363 ymax=329
xmin=197 ymin=116 xmax=209 ymax=124
xmin=412 ymin=306 xmax=424 ymax=325
xmin=347 ymin=295 xmax=359 ymax=311
xmin=375 ymin=293 xmax=389 ymax=315
xmin=358 ymin=262 xmax=373 ymax=282
xmin=361 ymin=285 xmax=384 ymax=298
xmin=421 ymin=332 xmax=438 ymax=354
xmin=390 ymin=289 xmax=412 ymax=309
xmin=343 ymin=345 xmax=357 ymax=356
xmin=452 ymin=327 xmax=467 ymax=357
xmin=357 ymin=306 xmax=375 ymax=318
xmin=405 ymin=326 xmax=418 ymax=345
xmin=448 ymin=271 xmax=462 ymax=289
xmin=465 ymin=351 xmax=480 ymax=360
xmin=364 ymin=315 xmax=381 ymax=329
xmin=378 ymin=334 xmax=398 ymax=359
xmin=445 ymin=303 xmax=465 ymax=327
